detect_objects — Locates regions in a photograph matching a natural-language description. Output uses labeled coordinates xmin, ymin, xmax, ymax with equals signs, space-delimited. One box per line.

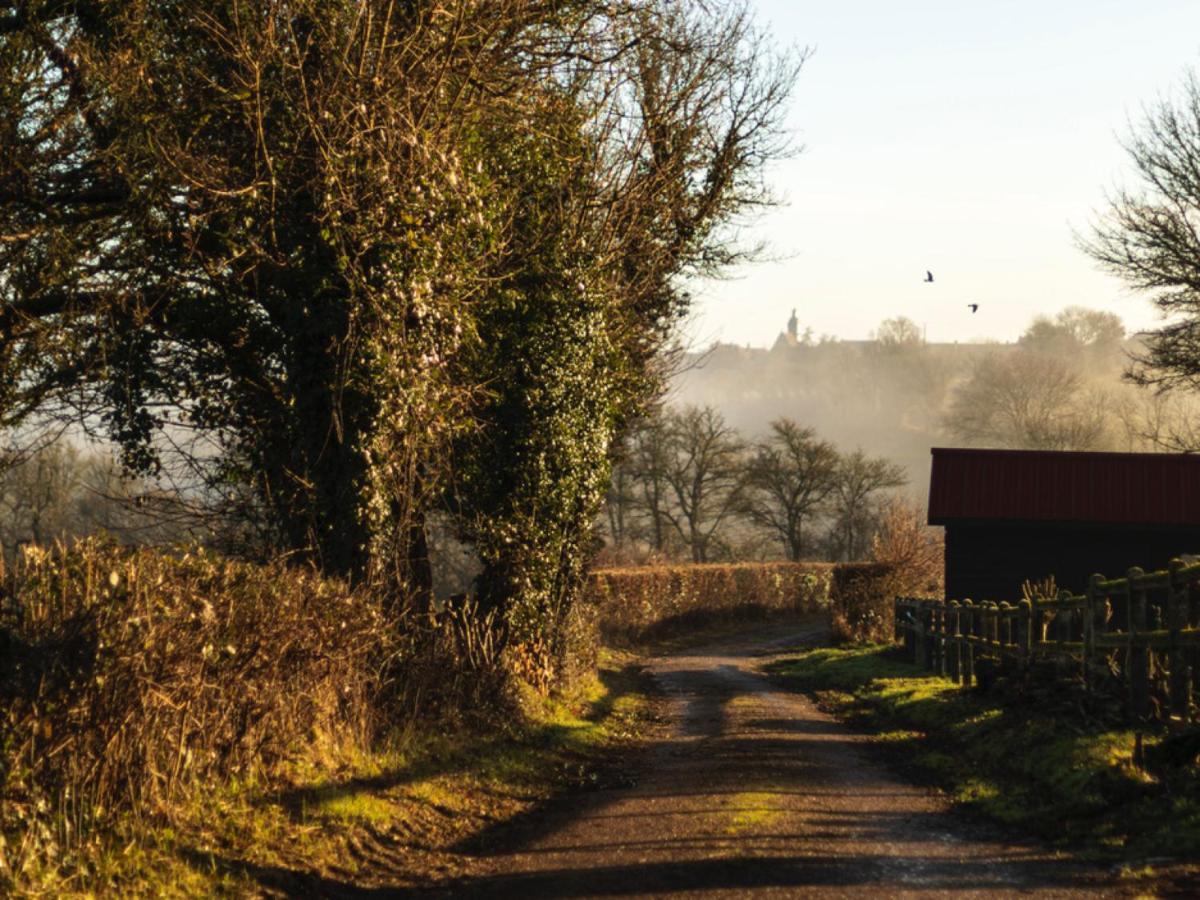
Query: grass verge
xmin=766 ymin=645 xmax=1200 ymax=867
xmin=17 ymin=651 xmax=657 ymax=897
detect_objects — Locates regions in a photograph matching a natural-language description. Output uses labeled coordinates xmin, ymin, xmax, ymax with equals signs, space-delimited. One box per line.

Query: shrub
xmin=0 ymin=540 xmax=399 ymax=882
xmin=830 ymin=498 xmax=944 ymax=643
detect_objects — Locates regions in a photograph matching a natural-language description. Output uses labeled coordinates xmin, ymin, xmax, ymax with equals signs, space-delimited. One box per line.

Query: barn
xmin=928 ymin=447 xmax=1200 ymax=602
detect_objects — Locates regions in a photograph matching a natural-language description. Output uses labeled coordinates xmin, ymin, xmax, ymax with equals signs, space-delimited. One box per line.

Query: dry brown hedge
xmin=584 ymin=561 xmax=890 ymax=643
xmin=830 ymin=501 xmax=945 ymax=643
xmin=0 ymin=540 xmax=398 ymax=878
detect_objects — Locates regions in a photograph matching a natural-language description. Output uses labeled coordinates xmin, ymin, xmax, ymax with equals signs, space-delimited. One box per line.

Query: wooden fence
xmin=894 ymin=558 xmax=1200 ymax=726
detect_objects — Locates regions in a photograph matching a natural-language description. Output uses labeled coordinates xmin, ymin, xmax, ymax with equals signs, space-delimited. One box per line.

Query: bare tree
xmin=831 ymin=449 xmax=907 ymax=561
xmin=1018 ymin=307 xmax=1125 ymax=372
xmin=0 ymin=439 xmax=200 ymax=559
xmin=1084 ymin=70 xmax=1200 ymax=392
xmin=741 ymin=419 xmax=839 ymax=561
xmin=943 ymin=351 xmax=1110 ymax=450
xmin=659 ymin=406 xmax=747 ymax=563
xmin=626 ymin=417 xmax=677 ymax=557
xmin=0 ymin=443 xmax=82 ymax=555
xmin=1112 ymin=387 xmax=1200 ymax=452
xmin=604 ymin=457 xmax=638 ymax=560
xmin=873 ymin=316 xmax=923 ymax=350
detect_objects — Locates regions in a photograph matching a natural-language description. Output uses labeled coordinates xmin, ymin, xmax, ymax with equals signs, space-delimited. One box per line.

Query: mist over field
xmin=667 ymin=308 xmax=1164 ymax=502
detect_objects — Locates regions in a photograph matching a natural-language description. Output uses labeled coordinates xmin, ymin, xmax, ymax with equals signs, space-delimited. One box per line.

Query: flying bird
xmin=968 ymin=303 xmax=979 ymax=313
xmin=924 ymin=270 xmax=934 ymax=283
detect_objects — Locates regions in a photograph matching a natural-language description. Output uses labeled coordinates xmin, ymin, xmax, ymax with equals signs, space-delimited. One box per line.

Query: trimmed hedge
xmin=584 ymin=561 xmax=890 ymax=643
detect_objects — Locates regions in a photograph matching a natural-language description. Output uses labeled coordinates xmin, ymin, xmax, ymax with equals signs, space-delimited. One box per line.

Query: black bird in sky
xmin=924 ymin=270 xmax=934 ymax=283
xmin=968 ymin=303 xmax=979 ymax=313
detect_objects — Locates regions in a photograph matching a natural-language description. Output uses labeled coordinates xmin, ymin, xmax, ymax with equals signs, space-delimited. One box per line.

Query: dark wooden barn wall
xmin=944 ymin=523 xmax=1200 ymax=602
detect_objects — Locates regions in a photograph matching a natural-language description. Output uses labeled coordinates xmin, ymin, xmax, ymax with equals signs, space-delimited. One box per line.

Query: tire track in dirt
xmin=417 ymin=620 xmax=1132 ymax=898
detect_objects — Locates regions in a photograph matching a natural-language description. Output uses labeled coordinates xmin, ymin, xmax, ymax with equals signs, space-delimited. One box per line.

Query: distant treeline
xmin=602 ymin=406 xmax=908 ymax=565
xmin=670 ymin=307 xmax=1200 ymax=500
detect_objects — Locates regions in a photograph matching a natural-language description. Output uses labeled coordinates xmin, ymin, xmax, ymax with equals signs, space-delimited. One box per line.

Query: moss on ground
xmin=767 ymin=645 xmax=1200 ymax=864
xmin=724 ymin=792 xmax=784 ymax=834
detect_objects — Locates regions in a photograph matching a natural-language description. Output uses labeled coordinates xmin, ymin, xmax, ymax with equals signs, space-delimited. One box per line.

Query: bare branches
xmin=1084 ymin=70 xmax=1200 ymax=391
xmin=943 ymin=351 xmax=1111 ymax=451
xmin=741 ymin=418 xmax=838 ymax=562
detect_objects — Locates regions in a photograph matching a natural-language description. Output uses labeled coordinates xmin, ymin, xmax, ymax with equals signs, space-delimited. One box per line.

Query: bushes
xmin=830 ymin=499 xmax=944 ymax=643
xmin=0 ymin=541 xmax=400 ymax=881
xmin=585 ymin=562 xmax=837 ymax=643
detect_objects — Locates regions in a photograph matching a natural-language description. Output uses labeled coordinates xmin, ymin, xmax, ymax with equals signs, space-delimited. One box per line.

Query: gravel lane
xmin=422 ymin=620 xmax=1130 ymax=898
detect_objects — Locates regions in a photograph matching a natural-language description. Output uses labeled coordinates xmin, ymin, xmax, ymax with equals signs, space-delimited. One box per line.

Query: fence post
xmin=925 ymin=602 xmax=938 ymax=670
xmin=1085 ymin=574 xmax=1103 ymax=690
xmin=1055 ymin=589 xmax=1072 ymax=654
xmin=927 ymin=601 xmax=938 ymax=674
xmin=998 ymin=601 xmax=1014 ymax=675
xmin=1018 ymin=598 xmax=1032 ymax=676
xmin=1168 ymin=559 xmax=1188 ymax=724
xmin=912 ymin=602 xmax=921 ymax=667
xmin=1128 ymin=567 xmax=1150 ymax=724
xmin=963 ymin=599 xmax=975 ymax=687
xmin=937 ymin=601 xmax=948 ymax=678
xmin=948 ymin=601 xmax=962 ymax=682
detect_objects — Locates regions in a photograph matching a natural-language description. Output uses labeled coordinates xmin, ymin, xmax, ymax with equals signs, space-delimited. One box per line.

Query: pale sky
xmin=690 ymin=1 xmax=1200 ymax=348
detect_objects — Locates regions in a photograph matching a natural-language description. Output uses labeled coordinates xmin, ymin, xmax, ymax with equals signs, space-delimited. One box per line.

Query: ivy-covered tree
xmin=0 ymin=0 xmax=539 ymax=595
xmin=449 ymin=3 xmax=799 ymax=663
xmin=0 ymin=1 xmax=800 ymax=653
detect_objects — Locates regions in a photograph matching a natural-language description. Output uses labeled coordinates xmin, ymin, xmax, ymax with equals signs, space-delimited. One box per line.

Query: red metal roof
xmin=928 ymin=447 xmax=1200 ymax=526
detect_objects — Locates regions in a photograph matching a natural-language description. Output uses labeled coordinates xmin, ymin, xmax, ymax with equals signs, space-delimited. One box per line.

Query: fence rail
xmin=894 ymin=558 xmax=1200 ymax=726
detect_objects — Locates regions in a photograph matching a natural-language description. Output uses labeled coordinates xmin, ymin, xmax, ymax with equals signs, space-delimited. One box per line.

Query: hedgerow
xmin=585 ymin=562 xmax=851 ymax=643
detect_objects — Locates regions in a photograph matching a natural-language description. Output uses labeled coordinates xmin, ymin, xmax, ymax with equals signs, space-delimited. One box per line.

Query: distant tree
xmin=659 ymin=406 xmax=747 ymax=563
xmin=742 ymin=419 xmax=839 ymax=561
xmin=1019 ymin=307 xmax=1124 ymax=364
xmin=0 ymin=443 xmax=82 ymax=555
xmin=1112 ymin=388 xmax=1200 ymax=453
xmin=627 ymin=417 xmax=676 ymax=556
xmin=944 ymin=352 xmax=1109 ymax=450
xmin=874 ymin=316 xmax=923 ymax=350
xmin=830 ymin=449 xmax=907 ymax=561
xmin=1083 ymin=70 xmax=1200 ymax=391
xmin=0 ymin=441 xmax=190 ymax=559
xmin=604 ymin=456 xmax=638 ymax=558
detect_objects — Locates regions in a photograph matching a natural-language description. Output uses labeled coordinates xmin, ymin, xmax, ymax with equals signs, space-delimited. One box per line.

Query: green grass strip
xmin=767 ymin=645 xmax=1200 ymax=862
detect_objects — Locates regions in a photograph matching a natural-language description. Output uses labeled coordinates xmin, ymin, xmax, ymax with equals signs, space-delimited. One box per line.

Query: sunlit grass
xmin=310 ymin=791 xmax=397 ymax=824
xmin=768 ymin=645 xmax=1200 ymax=864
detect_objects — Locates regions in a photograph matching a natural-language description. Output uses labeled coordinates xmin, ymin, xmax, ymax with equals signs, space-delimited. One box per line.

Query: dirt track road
xmin=422 ymin=620 xmax=1132 ymax=898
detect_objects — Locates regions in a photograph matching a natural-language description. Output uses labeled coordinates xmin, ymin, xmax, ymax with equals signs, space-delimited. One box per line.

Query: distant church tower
xmin=772 ymin=308 xmax=801 ymax=352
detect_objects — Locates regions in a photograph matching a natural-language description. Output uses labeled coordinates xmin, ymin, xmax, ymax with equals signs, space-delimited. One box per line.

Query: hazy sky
xmin=690 ymin=1 xmax=1200 ymax=349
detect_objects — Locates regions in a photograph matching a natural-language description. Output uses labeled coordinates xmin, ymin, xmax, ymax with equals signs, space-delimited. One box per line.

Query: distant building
xmin=928 ymin=447 xmax=1200 ymax=600
xmin=772 ymin=308 xmax=801 ymax=350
